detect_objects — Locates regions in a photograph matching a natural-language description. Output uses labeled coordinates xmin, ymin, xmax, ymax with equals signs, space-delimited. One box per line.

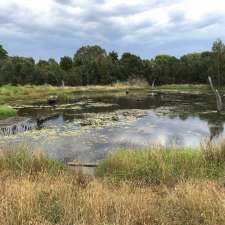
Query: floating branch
xmin=208 ymin=76 xmax=223 ymax=112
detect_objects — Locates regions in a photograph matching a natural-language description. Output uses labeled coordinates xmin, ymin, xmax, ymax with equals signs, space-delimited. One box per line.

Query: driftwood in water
xmin=0 ymin=117 xmax=37 ymax=136
xmin=208 ymin=76 xmax=223 ymax=112
xmin=37 ymin=113 xmax=60 ymax=126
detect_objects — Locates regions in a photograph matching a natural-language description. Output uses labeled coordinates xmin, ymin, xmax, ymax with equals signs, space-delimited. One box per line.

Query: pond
xmin=1 ymin=91 xmax=225 ymax=162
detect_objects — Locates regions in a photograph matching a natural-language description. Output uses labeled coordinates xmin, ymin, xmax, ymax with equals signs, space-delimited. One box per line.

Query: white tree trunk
xmin=208 ymin=76 xmax=223 ymax=112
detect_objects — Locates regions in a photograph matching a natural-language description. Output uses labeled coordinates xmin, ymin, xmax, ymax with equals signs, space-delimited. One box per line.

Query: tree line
xmin=0 ymin=39 xmax=224 ymax=86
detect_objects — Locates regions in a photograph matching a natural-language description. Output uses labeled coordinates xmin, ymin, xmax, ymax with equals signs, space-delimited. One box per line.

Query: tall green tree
xmin=0 ymin=57 xmax=35 ymax=85
xmin=152 ymin=55 xmax=178 ymax=84
xmin=35 ymin=59 xmax=64 ymax=85
xmin=212 ymin=39 xmax=225 ymax=86
xmin=73 ymin=46 xmax=108 ymax=85
xmin=120 ymin=53 xmax=144 ymax=80
xmin=60 ymin=56 xmax=73 ymax=71
xmin=109 ymin=51 xmax=119 ymax=62
xmin=74 ymin=45 xmax=107 ymax=65
xmin=0 ymin=44 xmax=8 ymax=60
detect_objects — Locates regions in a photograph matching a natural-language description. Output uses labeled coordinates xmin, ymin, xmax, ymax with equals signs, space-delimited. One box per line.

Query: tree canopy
xmin=0 ymin=40 xmax=224 ymax=86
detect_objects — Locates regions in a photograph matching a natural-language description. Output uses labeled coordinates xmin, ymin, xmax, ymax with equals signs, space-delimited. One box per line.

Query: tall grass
xmin=0 ymin=146 xmax=65 ymax=176
xmin=0 ymin=145 xmax=225 ymax=224
xmin=97 ymin=143 xmax=225 ymax=185
xmin=0 ymin=176 xmax=224 ymax=225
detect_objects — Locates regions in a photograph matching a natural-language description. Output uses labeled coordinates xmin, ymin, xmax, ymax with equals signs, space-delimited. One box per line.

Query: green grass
xmin=0 ymin=105 xmax=17 ymax=119
xmin=155 ymin=84 xmax=210 ymax=92
xmin=0 ymin=146 xmax=65 ymax=176
xmin=97 ymin=143 xmax=225 ymax=185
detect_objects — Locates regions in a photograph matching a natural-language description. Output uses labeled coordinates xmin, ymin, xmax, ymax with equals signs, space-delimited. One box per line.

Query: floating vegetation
xmin=85 ymin=102 xmax=119 ymax=108
xmin=75 ymin=109 xmax=148 ymax=128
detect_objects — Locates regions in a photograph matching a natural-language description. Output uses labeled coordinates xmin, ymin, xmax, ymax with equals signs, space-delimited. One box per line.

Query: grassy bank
xmin=0 ymin=83 xmax=149 ymax=104
xmin=0 ymin=105 xmax=17 ymax=119
xmin=0 ymin=144 xmax=225 ymax=224
xmin=155 ymin=84 xmax=211 ymax=93
xmin=0 ymin=83 xmax=217 ymax=105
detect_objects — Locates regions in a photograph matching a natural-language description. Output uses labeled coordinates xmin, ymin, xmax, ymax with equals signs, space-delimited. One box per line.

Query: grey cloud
xmin=0 ymin=0 xmax=224 ymax=60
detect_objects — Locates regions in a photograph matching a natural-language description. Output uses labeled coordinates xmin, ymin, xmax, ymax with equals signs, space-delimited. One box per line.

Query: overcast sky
xmin=0 ymin=0 xmax=225 ymax=60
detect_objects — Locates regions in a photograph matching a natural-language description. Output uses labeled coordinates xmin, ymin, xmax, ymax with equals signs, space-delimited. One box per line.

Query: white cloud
xmin=0 ymin=0 xmax=224 ymax=59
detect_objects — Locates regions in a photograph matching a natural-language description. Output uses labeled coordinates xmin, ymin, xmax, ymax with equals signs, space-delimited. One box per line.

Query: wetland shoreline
xmin=0 ymin=84 xmax=225 ymax=224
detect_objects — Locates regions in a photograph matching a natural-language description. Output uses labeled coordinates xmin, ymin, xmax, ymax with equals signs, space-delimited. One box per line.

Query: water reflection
xmin=1 ymin=92 xmax=225 ymax=161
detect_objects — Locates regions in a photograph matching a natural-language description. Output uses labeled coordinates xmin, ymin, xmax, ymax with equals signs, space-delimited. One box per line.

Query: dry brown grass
xmin=0 ymin=173 xmax=225 ymax=225
xmin=0 ymin=145 xmax=225 ymax=225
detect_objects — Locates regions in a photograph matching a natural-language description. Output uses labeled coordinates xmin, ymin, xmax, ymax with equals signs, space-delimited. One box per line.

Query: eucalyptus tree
xmin=0 ymin=44 xmax=8 ymax=70
xmin=36 ymin=59 xmax=64 ymax=85
xmin=120 ymin=52 xmax=144 ymax=80
xmin=212 ymin=39 xmax=225 ymax=86
xmin=60 ymin=56 xmax=73 ymax=71
xmin=152 ymin=55 xmax=178 ymax=84
xmin=0 ymin=57 xmax=35 ymax=85
xmin=74 ymin=45 xmax=107 ymax=65
xmin=73 ymin=45 xmax=108 ymax=85
xmin=0 ymin=44 xmax=8 ymax=60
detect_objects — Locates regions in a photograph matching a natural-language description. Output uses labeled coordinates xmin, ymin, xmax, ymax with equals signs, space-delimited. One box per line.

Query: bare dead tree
xmin=208 ymin=76 xmax=223 ymax=112
xmin=152 ymin=79 xmax=156 ymax=89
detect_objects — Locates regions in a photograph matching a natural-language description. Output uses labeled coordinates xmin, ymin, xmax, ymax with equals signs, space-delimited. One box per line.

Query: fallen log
xmin=37 ymin=113 xmax=60 ymax=126
xmin=67 ymin=162 xmax=98 ymax=168
xmin=0 ymin=117 xmax=37 ymax=136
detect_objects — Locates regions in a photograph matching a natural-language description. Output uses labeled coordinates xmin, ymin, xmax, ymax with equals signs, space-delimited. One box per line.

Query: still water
xmin=1 ymin=91 xmax=225 ymax=162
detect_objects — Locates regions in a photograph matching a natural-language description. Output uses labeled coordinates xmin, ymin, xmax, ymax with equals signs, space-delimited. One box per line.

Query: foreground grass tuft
xmin=97 ymin=143 xmax=225 ymax=185
xmin=0 ymin=146 xmax=65 ymax=175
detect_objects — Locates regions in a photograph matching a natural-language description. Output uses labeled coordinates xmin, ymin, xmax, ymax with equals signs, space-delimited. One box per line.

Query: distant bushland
xmin=0 ymin=40 xmax=225 ymax=87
